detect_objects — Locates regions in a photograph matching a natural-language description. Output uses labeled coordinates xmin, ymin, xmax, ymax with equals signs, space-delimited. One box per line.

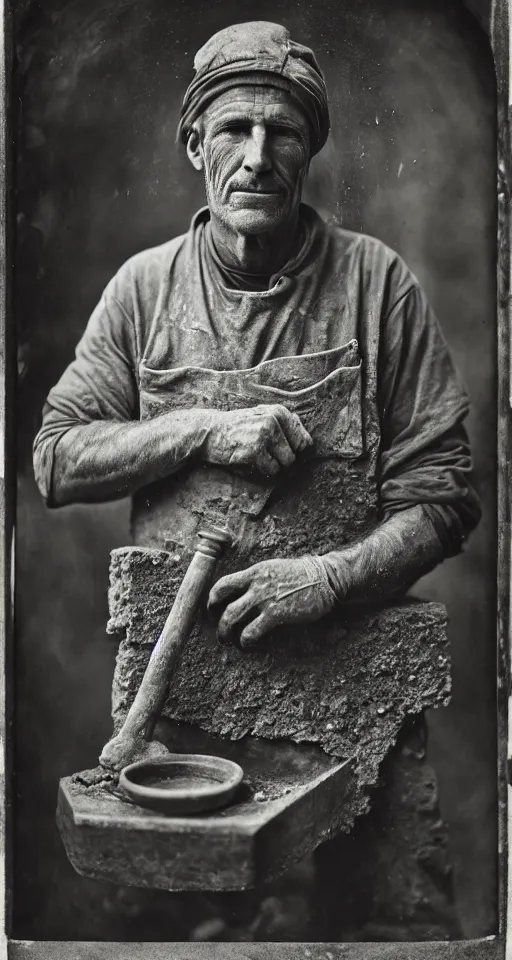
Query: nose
xmin=242 ymin=124 xmax=272 ymax=175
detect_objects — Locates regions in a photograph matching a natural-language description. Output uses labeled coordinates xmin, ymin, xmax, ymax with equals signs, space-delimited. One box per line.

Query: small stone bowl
xmin=119 ymin=754 xmax=244 ymax=815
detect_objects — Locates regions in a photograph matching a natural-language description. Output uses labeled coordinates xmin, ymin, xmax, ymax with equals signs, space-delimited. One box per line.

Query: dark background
xmin=13 ymin=0 xmax=497 ymax=940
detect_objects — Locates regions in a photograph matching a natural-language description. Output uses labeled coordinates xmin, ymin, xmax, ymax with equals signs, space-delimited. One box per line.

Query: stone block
xmin=107 ymin=546 xmax=451 ymax=828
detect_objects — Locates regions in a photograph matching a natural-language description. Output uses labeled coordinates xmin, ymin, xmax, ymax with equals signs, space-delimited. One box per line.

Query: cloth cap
xmin=177 ymin=21 xmax=330 ymax=156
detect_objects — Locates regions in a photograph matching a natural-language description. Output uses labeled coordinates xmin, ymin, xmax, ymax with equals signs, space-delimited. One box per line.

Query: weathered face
xmin=187 ymin=85 xmax=311 ymax=235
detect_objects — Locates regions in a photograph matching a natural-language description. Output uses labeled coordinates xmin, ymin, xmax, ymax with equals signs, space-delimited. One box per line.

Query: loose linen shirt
xmin=33 ymin=204 xmax=481 ymax=553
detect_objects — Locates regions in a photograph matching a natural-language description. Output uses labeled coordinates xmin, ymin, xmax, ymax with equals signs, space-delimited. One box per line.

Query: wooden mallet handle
xmin=99 ymin=526 xmax=231 ymax=771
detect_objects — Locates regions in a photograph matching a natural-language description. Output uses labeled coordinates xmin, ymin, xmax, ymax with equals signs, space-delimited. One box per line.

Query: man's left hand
xmin=208 ymin=556 xmax=338 ymax=650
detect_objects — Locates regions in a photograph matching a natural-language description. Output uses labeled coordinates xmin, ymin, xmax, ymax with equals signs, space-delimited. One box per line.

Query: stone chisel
xmin=99 ymin=525 xmax=232 ymax=774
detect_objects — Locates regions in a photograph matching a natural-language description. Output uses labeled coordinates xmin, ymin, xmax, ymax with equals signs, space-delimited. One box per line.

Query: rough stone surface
xmin=107 ymin=545 xmax=451 ymax=826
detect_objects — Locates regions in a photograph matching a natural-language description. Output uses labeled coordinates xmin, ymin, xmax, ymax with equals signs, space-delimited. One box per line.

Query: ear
xmin=186 ymin=125 xmax=204 ymax=172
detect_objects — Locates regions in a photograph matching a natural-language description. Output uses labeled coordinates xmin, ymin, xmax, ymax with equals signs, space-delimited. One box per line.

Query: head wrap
xmin=177 ymin=21 xmax=330 ymax=156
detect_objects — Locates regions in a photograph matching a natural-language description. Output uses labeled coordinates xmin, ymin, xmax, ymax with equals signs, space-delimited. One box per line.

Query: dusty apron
xmin=117 ymin=342 xmax=456 ymax=939
xmin=131 ymin=338 xmax=379 ymax=577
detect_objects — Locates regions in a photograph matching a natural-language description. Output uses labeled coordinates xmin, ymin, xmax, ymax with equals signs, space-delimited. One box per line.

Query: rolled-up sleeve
xmin=33 ymin=282 xmax=138 ymax=503
xmin=378 ymin=282 xmax=481 ymax=555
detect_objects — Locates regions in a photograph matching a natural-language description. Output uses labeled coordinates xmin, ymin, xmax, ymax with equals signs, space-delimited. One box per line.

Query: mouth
xmin=229 ymin=189 xmax=284 ymax=207
xmin=231 ymin=189 xmax=281 ymax=196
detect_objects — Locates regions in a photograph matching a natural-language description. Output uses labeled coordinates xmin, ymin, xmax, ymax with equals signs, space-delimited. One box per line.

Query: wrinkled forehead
xmin=201 ymin=85 xmax=310 ymax=131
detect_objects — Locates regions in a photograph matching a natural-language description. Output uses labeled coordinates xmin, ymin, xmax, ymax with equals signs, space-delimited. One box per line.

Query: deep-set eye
xmin=269 ymin=123 xmax=304 ymax=142
xmin=222 ymin=121 xmax=251 ymax=135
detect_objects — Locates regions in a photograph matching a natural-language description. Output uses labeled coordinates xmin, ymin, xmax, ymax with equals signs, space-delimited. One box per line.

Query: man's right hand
xmin=203 ymin=404 xmax=313 ymax=477
xmin=40 ymin=403 xmax=313 ymax=507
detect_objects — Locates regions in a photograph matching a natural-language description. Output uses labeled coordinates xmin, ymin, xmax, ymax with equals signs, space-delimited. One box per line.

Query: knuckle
xmin=257 ymin=421 xmax=271 ymax=441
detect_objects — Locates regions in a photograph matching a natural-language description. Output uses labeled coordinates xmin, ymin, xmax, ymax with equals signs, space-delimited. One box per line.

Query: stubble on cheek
xmin=203 ymin=138 xmax=241 ymax=210
xmin=275 ymin=143 xmax=308 ymax=207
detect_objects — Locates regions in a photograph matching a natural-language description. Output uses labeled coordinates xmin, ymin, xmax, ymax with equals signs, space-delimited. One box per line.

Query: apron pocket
xmin=238 ymin=363 xmax=364 ymax=460
xmin=137 ymin=347 xmax=365 ymax=522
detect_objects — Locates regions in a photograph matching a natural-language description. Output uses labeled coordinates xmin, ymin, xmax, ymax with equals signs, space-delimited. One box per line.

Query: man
xmin=33 ymin=21 xmax=480 ymax=938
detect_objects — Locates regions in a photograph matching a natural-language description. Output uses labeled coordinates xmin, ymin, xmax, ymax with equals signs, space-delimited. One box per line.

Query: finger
xmin=255 ymin=448 xmax=281 ymax=477
xmin=266 ymin=415 xmax=297 ymax=468
xmin=217 ymin=590 xmax=259 ymax=640
xmin=273 ymin=405 xmax=313 ymax=453
xmin=208 ymin=568 xmax=253 ymax=608
xmin=239 ymin=612 xmax=273 ymax=650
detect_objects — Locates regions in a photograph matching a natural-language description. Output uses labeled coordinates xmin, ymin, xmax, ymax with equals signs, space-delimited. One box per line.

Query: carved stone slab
xmin=108 ymin=546 xmax=451 ymax=828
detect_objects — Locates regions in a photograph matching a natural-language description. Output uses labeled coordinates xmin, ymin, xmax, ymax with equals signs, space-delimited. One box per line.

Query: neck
xmin=208 ymin=209 xmax=302 ymax=277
